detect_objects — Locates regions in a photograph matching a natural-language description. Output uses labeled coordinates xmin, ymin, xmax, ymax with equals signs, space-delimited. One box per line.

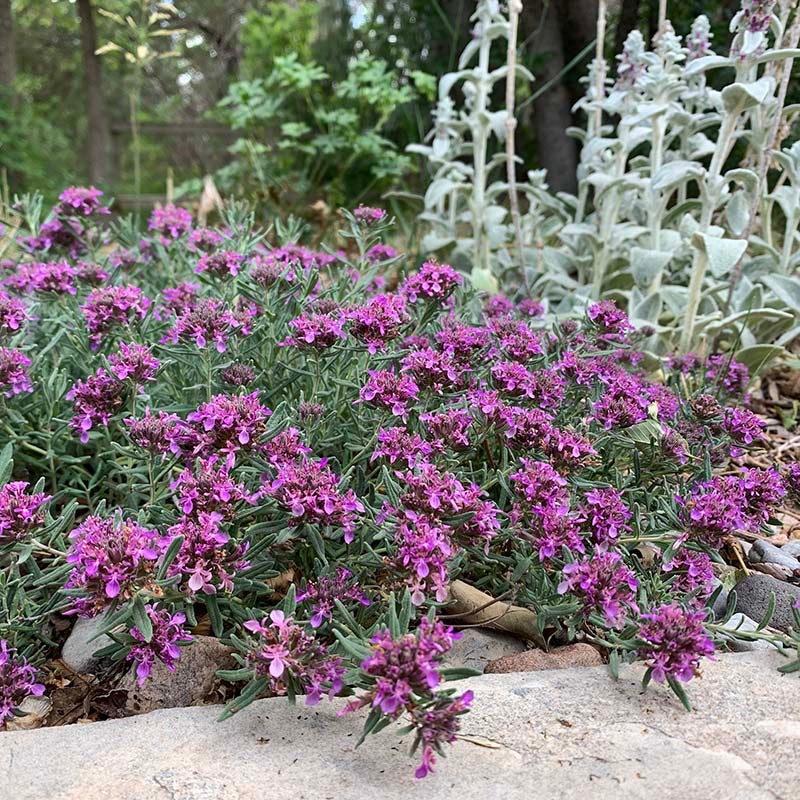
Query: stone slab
xmin=1 ymin=651 xmax=798 ymax=800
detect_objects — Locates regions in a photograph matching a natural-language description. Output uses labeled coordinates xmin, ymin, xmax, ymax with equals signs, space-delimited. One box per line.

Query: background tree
xmin=78 ymin=0 xmax=112 ymax=186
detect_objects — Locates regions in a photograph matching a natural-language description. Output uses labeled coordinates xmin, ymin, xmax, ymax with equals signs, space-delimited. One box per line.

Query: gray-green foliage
xmin=414 ymin=2 xmax=800 ymax=359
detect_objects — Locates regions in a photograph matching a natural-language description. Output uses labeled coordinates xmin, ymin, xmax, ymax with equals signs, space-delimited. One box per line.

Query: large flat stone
xmin=1 ymin=652 xmax=797 ymax=800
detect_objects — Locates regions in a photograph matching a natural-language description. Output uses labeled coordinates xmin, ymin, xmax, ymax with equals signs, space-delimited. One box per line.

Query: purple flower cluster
xmin=637 ymin=604 xmax=715 ymax=683
xmin=0 ymin=290 xmax=28 ymax=336
xmin=683 ymin=468 xmax=785 ymax=547
xmin=0 ymin=347 xmax=33 ymax=396
xmin=171 ymin=456 xmax=255 ymax=518
xmin=184 ymin=392 xmax=272 ymax=464
xmin=108 ymin=342 xmax=159 ymax=383
xmin=81 ymin=286 xmax=151 ymax=350
xmin=0 ymin=482 xmax=51 ymax=543
xmin=349 ymin=619 xmax=459 ymax=716
xmin=263 ymin=457 xmax=364 ymax=543
xmin=65 ymin=515 xmax=164 ymax=616
xmin=243 ymin=610 xmax=345 ymax=705
xmin=148 ymin=204 xmax=192 ymax=240
xmin=162 ymin=512 xmax=248 ymax=595
xmin=281 ymin=311 xmax=346 ymax=350
xmin=127 ymin=605 xmax=192 ymax=685
xmin=195 ymin=250 xmax=245 ymax=278
xmin=0 ymin=640 xmax=46 ymax=727
xmin=358 ymin=369 xmax=420 ymax=419
xmin=297 ymin=567 xmax=370 ymax=628
xmin=161 ymin=298 xmax=251 ymax=352
xmin=347 ymin=294 xmax=409 ymax=353
xmin=400 ymin=261 xmax=462 ymax=304
xmin=67 ymin=368 xmax=127 ymax=442
xmin=124 ymin=408 xmax=183 ymax=457
xmin=662 ymin=549 xmax=715 ymax=602
xmin=9 ymin=260 xmax=78 ymax=295
xmin=56 ymin=186 xmax=109 ymax=217
xmin=353 ymin=205 xmax=387 ymax=225
xmin=558 ymin=551 xmax=639 ymax=627
xmin=410 ymin=690 xmax=474 ymax=778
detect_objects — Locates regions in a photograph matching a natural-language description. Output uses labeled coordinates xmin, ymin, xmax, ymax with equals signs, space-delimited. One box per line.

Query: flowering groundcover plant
xmin=0 ymin=191 xmax=799 ymax=777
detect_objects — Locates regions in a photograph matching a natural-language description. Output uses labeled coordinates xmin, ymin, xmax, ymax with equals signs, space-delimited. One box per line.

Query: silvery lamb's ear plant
xmin=414 ymin=0 xmax=800 ymax=362
xmin=408 ymin=0 xmax=535 ymax=293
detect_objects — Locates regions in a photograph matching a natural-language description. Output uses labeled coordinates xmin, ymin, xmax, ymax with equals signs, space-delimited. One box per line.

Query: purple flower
xmin=410 ymin=690 xmax=473 ymax=779
xmin=401 ymin=347 xmax=466 ymax=393
xmin=511 ymin=459 xmax=570 ymax=515
xmin=558 ymin=552 xmax=639 ymax=627
xmin=637 ymin=604 xmax=715 ymax=683
xmin=358 ymin=369 xmax=419 ymax=419
xmin=353 ymin=205 xmax=387 ymax=225
xmin=420 ymin=408 xmax=473 ymax=450
xmin=65 ymin=515 xmax=163 ymax=616
xmin=124 ymin=408 xmax=185 ymax=457
xmin=188 ymin=228 xmax=224 ymax=253
xmin=578 ymin=487 xmax=632 ymax=547
xmin=491 ymin=318 xmax=546 ymax=361
xmin=171 ymin=456 xmax=256 ymax=518
xmin=160 ymin=282 xmax=201 ymax=316
xmin=75 ymin=260 xmax=109 ymax=286
xmin=108 ymin=342 xmax=159 ymax=383
xmin=148 ymin=204 xmax=192 ymax=239
xmin=0 ymin=290 xmax=28 ymax=336
xmin=221 ymin=363 xmax=255 ymax=387
xmin=263 ymin=457 xmax=364 ymax=543
xmin=722 ymin=407 xmax=765 ymax=446
xmin=161 ymin=512 xmax=248 ymax=595
xmin=67 ymin=368 xmax=126 ymax=442
xmin=348 ymin=619 xmax=460 ymax=716
xmin=662 ymin=549 xmax=715 ymax=602
xmin=127 ymin=606 xmax=192 ymax=685
xmin=195 ymin=250 xmax=245 ymax=278
xmin=391 ymin=515 xmax=455 ymax=604
xmin=347 ymin=293 xmax=409 ymax=353
xmin=281 ymin=311 xmax=346 ymax=350
xmin=161 ymin=298 xmax=251 ymax=352
xmin=587 ymin=300 xmax=633 ymax=340
xmin=243 ymin=610 xmax=345 ymax=705
xmin=185 ymin=392 xmax=272 ymax=464
xmin=705 ymin=354 xmax=750 ymax=396
xmin=56 ymin=186 xmax=109 ymax=217
xmin=785 ymin=463 xmax=800 ymax=498
xmin=372 ymin=427 xmax=434 ymax=467
xmin=0 ymin=348 xmax=33 ymax=396
xmin=0 ymin=482 xmax=51 ymax=543
xmin=436 ymin=322 xmax=491 ymax=363
xmin=0 ymin=640 xmax=46 ymax=727
xmin=500 ymin=406 xmax=554 ymax=452
xmin=81 ymin=286 xmax=151 ymax=350
xmin=365 ymin=243 xmax=398 ymax=263
xmin=401 ymin=261 xmax=462 ymax=305
xmin=9 ymin=260 xmax=78 ymax=295
xmin=297 ymin=567 xmax=370 ymax=628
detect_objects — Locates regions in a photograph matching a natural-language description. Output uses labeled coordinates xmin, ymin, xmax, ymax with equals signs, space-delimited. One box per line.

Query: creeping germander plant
xmin=0 ymin=193 xmax=798 ymax=774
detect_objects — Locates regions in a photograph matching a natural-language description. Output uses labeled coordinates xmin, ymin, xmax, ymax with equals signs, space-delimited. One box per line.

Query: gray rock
xmin=748 ymin=539 xmax=800 ymax=572
xmin=782 ymin=539 xmax=800 ymax=559
xmin=442 ymin=628 xmax=526 ymax=673
xmin=61 ymin=615 xmax=114 ymax=674
xmin=733 ymin=574 xmax=800 ymax=632
xmin=717 ymin=613 xmax=773 ymax=652
xmin=118 ymin=635 xmax=235 ymax=714
xmin=1 ymin=652 xmax=798 ymax=800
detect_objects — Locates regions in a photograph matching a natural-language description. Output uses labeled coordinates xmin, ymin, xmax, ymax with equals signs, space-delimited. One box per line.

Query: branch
xmin=505 ymin=0 xmax=529 ymax=291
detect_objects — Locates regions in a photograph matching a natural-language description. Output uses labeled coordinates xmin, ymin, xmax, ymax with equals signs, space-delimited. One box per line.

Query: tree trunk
xmin=613 ymin=0 xmax=642 ymax=63
xmin=559 ymin=0 xmax=600 ymax=63
xmin=0 ymin=0 xmax=16 ymax=91
xmin=78 ymin=0 xmax=112 ymax=187
xmin=523 ymin=0 xmax=579 ymax=194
